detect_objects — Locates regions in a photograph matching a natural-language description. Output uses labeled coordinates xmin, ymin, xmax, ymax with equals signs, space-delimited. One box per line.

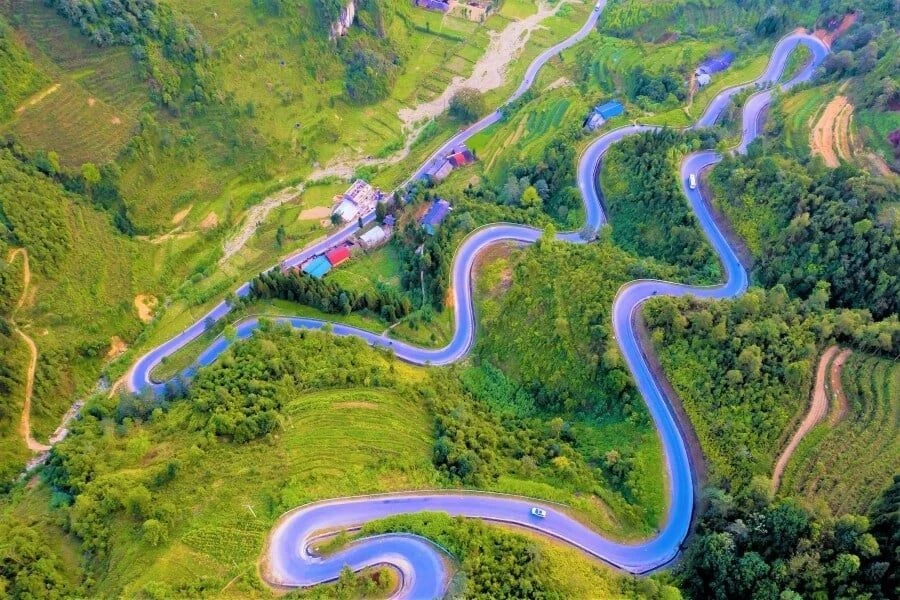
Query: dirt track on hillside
xmin=827 ymin=348 xmax=852 ymax=425
xmin=6 ymin=249 xmax=52 ymax=453
xmin=771 ymin=345 xmax=845 ymax=491
xmin=811 ymin=95 xmax=852 ymax=168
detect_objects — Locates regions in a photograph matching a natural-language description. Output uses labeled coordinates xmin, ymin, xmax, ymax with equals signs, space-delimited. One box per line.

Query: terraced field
xmin=781 ymin=354 xmax=900 ymax=513
xmin=1 ymin=0 xmax=144 ymax=165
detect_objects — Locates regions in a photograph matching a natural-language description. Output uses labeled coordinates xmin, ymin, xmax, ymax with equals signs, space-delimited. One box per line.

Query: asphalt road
xmin=126 ymin=15 xmax=828 ymax=598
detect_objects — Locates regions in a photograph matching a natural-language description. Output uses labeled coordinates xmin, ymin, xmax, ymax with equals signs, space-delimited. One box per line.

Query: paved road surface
xmin=126 ymin=14 xmax=828 ymax=597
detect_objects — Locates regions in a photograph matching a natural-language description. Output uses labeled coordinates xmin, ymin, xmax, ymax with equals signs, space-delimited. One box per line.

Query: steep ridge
xmin=112 ymin=7 xmax=825 ymax=596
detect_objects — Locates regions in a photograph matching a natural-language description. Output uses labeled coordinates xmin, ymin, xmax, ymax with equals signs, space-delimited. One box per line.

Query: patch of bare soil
xmin=543 ymin=77 xmax=571 ymax=92
xmin=397 ymin=1 xmax=571 ymax=131
xmin=171 ymin=204 xmax=193 ymax=225
xmin=219 ymin=186 xmax=304 ymax=264
xmin=811 ymin=95 xmax=850 ymax=168
xmin=200 ymin=212 xmax=220 ymax=230
xmin=771 ymin=345 xmax=839 ymax=491
xmin=834 ymin=102 xmax=854 ymax=163
xmin=134 ymin=294 xmax=158 ymax=323
xmin=827 ymin=348 xmax=852 ymax=425
xmin=107 ymin=336 xmax=127 ymax=359
xmin=814 ymin=12 xmax=857 ymax=47
xmin=298 ymin=205 xmax=331 ymax=221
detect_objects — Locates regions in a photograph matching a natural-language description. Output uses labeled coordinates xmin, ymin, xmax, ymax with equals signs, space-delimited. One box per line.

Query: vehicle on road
xmin=531 ymin=507 xmax=548 ymax=518
xmin=689 ymin=173 xmax=697 ymax=189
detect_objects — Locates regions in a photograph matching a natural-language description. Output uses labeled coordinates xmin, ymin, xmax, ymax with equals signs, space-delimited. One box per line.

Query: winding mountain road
xmin=125 ymin=8 xmax=829 ymax=597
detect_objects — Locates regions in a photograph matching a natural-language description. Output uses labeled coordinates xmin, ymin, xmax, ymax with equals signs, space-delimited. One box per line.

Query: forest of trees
xmin=600 ymin=129 xmax=721 ymax=281
xmin=363 ymin=512 xmax=555 ymax=599
xmin=0 ymin=517 xmax=77 ymax=598
xmin=2 ymin=137 xmax=134 ymax=235
xmin=645 ymin=286 xmax=898 ymax=488
xmin=678 ymin=475 xmax=900 ymax=599
xmin=624 ymin=66 xmax=686 ymax=108
xmin=820 ymin=12 xmax=899 ymax=112
xmin=710 ymin=153 xmax=898 ymax=318
xmin=468 ymin=123 xmax=585 ymax=224
xmin=249 ymin=267 xmax=412 ymax=322
xmin=0 ymin=15 xmax=45 ymax=122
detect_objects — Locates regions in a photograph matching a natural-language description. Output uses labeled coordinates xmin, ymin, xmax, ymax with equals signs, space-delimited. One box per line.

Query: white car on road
xmin=531 ymin=507 xmax=548 ymax=518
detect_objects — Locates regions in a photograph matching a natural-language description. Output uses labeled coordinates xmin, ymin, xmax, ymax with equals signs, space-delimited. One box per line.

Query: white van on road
xmin=689 ymin=173 xmax=697 ymax=190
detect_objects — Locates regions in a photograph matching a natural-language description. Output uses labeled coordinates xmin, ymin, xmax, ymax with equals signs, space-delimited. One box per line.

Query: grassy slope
xmin=0 ymin=1 xmax=144 ymax=165
xmin=0 ymin=154 xmax=157 ymax=458
xmin=781 ymin=354 xmax=899 ymax=514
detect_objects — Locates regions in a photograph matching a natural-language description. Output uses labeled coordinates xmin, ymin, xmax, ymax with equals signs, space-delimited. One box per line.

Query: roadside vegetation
xmin=1 ymin=327 xmax=670 ymax=596
xmin=601 ymin=129 xmax=722 ymax=282
xmin=645 ymin=287 xmax=898 ymax=490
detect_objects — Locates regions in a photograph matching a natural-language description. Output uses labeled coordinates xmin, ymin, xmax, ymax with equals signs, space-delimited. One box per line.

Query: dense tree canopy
xmin=678 ymin=477 xmax=899 ymax=599
xmin=646 ymin=287 xmax=898 ymax=488
xmin=711 ymin=153 xmax=899 ymax=318
xmin=45 ymin=0 xmax=211 ymax=107
xmin=601 ymin=129 xmax=721 ymax=281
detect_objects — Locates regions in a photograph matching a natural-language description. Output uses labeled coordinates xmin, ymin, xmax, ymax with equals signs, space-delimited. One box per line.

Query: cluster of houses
xmin=331 ymin=179 xmax=384 ymax=223
xmin=583 ymin=100 xmax=625 ymax=131
xmin=298 ymin=177 xmax=454 ymax=280
xmin=695 ymin=51 xmax=735 ymax=87
xmin=299 ymin=219 xmax=394 ymax=280
xmin=413 ymin=0 xmax=493 ymax=22
xmin=422 ymin=145 xmax=476 ymax=182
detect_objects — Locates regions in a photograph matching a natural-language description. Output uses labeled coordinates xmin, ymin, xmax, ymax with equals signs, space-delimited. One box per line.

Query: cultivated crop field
xmin=782 ymin=354 xmax=899 ymax=514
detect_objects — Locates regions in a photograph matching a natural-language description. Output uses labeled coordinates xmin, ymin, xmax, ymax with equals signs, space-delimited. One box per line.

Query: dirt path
xmin=827 ymin=348 xmax=852 ymax=425
xmin=811 ymin=94 xmax=851 ymax=168
xmin=5 ymin=249 xmax=52 ymax=453
xmin=14 ymin=83 xmax=60 ymax=115
xmin=771 ymin=345 xmax=838 ymax=491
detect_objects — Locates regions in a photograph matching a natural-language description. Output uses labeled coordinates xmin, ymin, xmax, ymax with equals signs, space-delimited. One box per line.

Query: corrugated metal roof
xmin=302 ymin=256 xmax=332 ymax=279
xmin=360 ymin=227 xmax=387 ymax=246
xmin=596 ymin=101 xmax=624 ymax=119
xmin=325 ymin=246 xmax=350 ymax=266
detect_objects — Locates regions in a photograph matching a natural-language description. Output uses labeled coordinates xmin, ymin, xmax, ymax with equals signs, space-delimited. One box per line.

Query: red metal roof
xmin=325 ymin=246 xmax=350 ymax=266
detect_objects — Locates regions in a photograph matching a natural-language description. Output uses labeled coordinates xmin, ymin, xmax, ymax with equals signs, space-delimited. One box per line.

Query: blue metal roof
xmin=596 ymin=101 xmax=624 ymax=119
xmin=422 ymin=200 xmax=451 ymax=233
xmin=302 ymin=256 xmax=332 ymax=279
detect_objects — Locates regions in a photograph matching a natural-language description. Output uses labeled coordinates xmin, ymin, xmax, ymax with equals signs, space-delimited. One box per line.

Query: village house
xmin=695 ymin=51 xmax=735 ymax=86
xmin=359 ymin=225 xmax=390 ymax=249
xmin=421 ymin=199 xmax=451 ymax=235
xmin=423 ymin=145 xmax=476 ymax=182
xmin=583 ymin=100 xmax=624 ymax=131
xmin=412 ymin=0 xmax=493 ymax=22
xmin=331 ymin=179 xmax=380 ymax=223
xmin=302 ymin=255 xmax=332 ymax=279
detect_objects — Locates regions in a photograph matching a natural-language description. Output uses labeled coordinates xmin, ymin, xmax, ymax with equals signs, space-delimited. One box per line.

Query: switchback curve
xmin=123 ymin=17 xmax=829 ymax=598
